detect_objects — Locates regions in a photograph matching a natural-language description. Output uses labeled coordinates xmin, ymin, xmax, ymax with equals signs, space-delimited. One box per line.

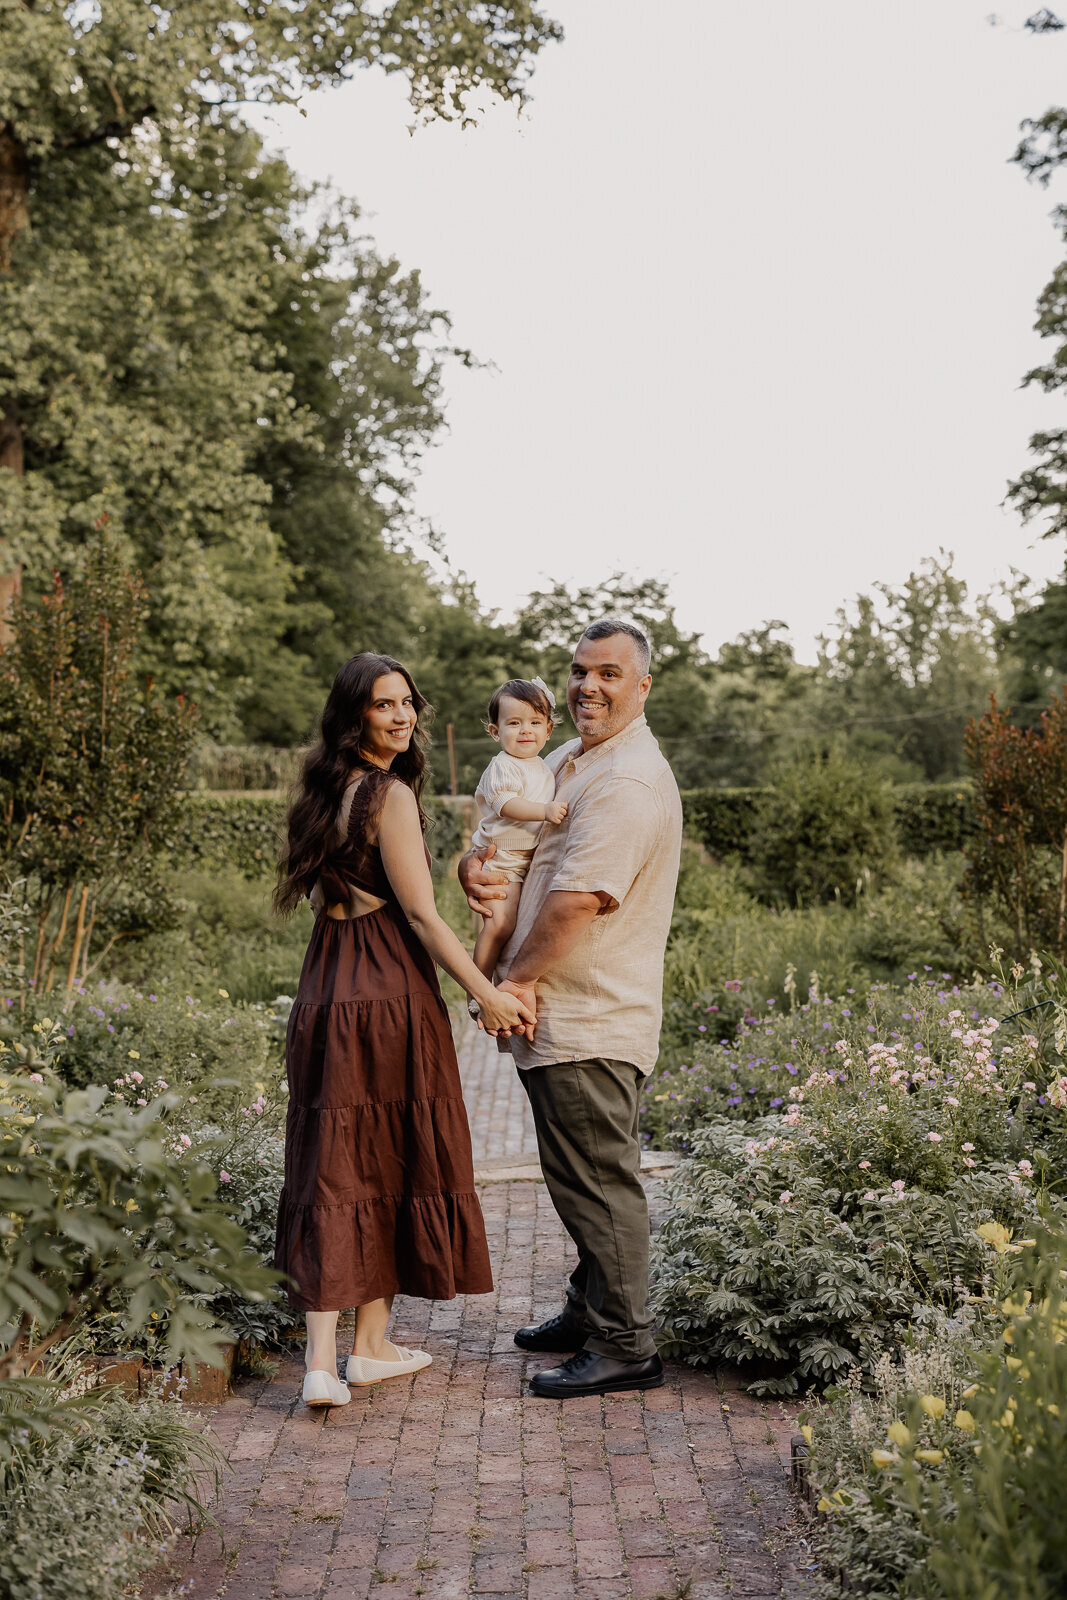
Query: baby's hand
xmin=545 ymin=800 xmax=568 ymax=825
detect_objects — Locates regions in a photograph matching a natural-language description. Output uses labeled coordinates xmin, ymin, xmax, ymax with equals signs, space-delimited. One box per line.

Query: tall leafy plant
xmin=0 ymin=537 xmax=197 ymax=991
xmin=964 ymin=690 xmax=1067 ymax=955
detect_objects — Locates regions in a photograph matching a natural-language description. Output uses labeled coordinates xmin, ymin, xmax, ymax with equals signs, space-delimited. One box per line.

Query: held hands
xmin=544 ymin=799 xmax=568 ymax=825
xmin=473 ymin=981 xmax=536 ymax=1040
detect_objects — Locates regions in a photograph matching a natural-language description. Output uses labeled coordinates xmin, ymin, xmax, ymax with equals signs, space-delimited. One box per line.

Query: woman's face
xmin=360 ymin=672 xmax=418 ymax=767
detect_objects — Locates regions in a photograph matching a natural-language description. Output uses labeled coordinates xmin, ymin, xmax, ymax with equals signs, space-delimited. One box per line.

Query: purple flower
xmin=770 ymin=1097 xmax=783 ymax=1107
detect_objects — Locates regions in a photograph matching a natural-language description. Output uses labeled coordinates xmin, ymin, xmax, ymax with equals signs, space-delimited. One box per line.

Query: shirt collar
xmin=564 ymin=713 xmax=649 ymax=772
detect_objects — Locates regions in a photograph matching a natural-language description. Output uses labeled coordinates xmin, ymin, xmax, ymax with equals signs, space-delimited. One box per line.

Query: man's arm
xmin=497 ymin=889 xmax=607 ymax=1019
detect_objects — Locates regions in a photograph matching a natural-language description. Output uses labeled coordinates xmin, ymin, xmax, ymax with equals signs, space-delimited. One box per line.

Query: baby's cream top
xmin=472 ymin=751 xmax=556 ymax=854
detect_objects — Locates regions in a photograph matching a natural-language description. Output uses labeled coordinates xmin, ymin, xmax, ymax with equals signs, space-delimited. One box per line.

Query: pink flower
xmin=862 ymin=1190 xmax=877 ymax=1201
xmin=859 ymin=1160 xmax=871 ymax=1170
xmin=778 ymin=1191 xmax=793 ymax=1205
xmin=1018 ymin=1160 xmax=1034 ymax=1177
xmin=928 ymin=1132 xmax=943 ymax=1143
xmin=945 ymin=1096 xmax=959 ymax=1107
xmin=28 ymin=1072 xmax=42 ymax=1083
xmin=129 ymin=1070 xmax=144 ymax=1085
xmin=961 ymin=1142 xmax=975 ymax=1152
xmin=963 ymin=1156 xmax=975 ymax=1168
xmin=219 ymin=1170 xmax=232 ymax=1184
xmin=179 ymin=1133 xmax=192 ymax=1149
xmin=891 ymin=1179 xmax=906 ymax=1193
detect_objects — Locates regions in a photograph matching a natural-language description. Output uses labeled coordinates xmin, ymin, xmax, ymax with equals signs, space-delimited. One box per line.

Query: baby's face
xmin=491 ymin=694 xmax=551 ymax=759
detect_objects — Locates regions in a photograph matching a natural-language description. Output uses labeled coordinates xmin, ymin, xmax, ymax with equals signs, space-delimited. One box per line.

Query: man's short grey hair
xmin=580 ymin=618 xmax=652 ymax=675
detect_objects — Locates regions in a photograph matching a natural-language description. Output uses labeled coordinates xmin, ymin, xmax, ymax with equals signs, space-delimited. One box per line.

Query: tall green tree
xmin=0 ymin=0 xmax=561 ymax=673
xmin=813 ymin=555 xmax=1002 ymax=781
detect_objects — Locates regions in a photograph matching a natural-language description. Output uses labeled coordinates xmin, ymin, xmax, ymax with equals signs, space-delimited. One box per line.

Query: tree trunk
xmin=0 ymin=123 xmax=28 ymax=645
xmin=1059 ymin=827 xmax=1067 ymax=952
xmin=0 ymin=124 xmax=29 ymax=272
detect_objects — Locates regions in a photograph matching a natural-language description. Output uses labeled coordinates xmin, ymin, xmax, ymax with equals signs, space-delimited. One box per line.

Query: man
xmin=459 ymin=619 xmax=682 ymax=1399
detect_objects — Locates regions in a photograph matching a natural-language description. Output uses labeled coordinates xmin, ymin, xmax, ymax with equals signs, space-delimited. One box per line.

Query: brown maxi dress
xmin=274 ymin=768 xmax=492 ymax=1311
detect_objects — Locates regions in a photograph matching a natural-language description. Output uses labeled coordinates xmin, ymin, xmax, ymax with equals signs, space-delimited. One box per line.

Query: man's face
xmin=567 ymin=633 xmax=652 ymax=748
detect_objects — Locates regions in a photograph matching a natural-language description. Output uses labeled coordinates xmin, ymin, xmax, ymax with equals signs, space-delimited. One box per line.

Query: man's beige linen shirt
xmin=502 ymin=714 xmax=682 ymax=1076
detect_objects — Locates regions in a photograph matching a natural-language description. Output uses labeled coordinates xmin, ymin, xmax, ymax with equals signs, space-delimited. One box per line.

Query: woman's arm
xmin=377 ymin=783 xmax=534 ymax=1035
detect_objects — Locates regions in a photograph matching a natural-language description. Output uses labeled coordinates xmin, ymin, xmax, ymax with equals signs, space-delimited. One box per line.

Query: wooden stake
xmin=446 ymin=722 xmax=458 ymax=796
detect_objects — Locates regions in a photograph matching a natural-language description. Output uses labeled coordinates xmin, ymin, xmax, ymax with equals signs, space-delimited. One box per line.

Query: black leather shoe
xmin=514 ymin=1313 xmax=589 ymax=1353
xmin=529 ymin=1349 xmax=664 ymax=1398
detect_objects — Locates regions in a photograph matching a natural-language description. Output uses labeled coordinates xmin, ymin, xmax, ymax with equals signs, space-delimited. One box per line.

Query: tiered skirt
xmin=274 ymin=904 xmax=492 ymax=1311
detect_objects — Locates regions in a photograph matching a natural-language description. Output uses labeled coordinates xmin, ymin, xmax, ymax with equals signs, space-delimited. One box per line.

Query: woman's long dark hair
xmin=274 ymin=653 xmax=432 ymax=916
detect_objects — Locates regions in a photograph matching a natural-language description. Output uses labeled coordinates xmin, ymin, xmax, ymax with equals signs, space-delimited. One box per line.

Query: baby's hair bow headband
xmin=532 ymin=675 xmax=555 ymax=709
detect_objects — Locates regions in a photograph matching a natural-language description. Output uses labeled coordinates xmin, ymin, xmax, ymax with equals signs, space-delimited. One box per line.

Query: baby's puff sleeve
xmin=476 ymin=753 xmax=526 ymax=817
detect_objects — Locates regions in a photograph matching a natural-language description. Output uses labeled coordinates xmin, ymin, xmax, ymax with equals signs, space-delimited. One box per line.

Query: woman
xmin=274 ymin=653 xmax=534 ymax=1408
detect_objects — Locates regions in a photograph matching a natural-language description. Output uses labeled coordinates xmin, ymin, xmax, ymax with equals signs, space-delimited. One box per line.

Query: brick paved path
xmin=155 ymin=1034 xmax=813 ymax=1600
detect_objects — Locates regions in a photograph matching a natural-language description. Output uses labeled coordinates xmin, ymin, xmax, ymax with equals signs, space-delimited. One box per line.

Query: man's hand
xmin=458 ymin=844 xmax=510 ymax=920
xmin=496 ymin=977 xmax=537 ymax=1039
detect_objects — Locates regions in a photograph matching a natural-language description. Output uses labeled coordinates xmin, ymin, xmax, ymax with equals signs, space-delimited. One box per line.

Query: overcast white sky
xmin=250 ymin=0 xmax=1067 ymax=662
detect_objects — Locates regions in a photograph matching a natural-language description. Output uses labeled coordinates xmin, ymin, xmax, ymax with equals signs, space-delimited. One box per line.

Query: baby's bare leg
xmin=472 ymin=881 xmax=522 ymax=981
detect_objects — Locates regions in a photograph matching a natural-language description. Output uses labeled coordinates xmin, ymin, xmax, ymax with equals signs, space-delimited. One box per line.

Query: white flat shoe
xmin=346 ymin=1346 xmax=433 ymax=1386
xmin=302 ymin=1369 xmax=352 ymax=1408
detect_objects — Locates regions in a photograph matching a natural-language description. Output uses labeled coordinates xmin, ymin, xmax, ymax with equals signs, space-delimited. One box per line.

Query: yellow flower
xmin=218 ymin=988 xmax=229 ymax=998
xmin=816 ymin=1497 xmax=834 ymax=1513
xmin=871 ymin=1449 xmax=898 ymax=1469
xmin=961 ymin=1383 xmax=979 ymax=1400
xmin=977 ymin=1221 xmax=1013 ymax=1254
xmin=128 ymin=1049 xmax=140 ymax=1060
xmin=999 ymin=1407 xmax=1016 ymax=1429
xmin=1001 ymin=1293 xmax=1031 ymax=1316
xmin=1048 ymin=1403 xmax=1060 ymax=1417
xmin=916 ymin=1449 xmax=944 ymax=1465
xmin=1003 ymin=1328 xmax=1014 ymax=1345
xmin=954 ymin=1410 xmax=975 ymax=1432
xmin=124 ymin=1199 xmax=138 ymax=1213
xmin=800 ymin=1425 xmax=814 ymax=1446
xmin=887 ymin=1421 xmax=913 ymax=1448
xmin=920 ymin=1395 xmax=946 ymax=1419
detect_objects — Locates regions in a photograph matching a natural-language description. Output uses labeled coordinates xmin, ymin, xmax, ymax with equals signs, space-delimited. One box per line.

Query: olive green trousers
xmin=520 ymin=1057 xmax=656 ymax=1362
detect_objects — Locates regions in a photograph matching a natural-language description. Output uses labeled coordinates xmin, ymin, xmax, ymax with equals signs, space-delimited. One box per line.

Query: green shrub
xmin=650 ymin=978 xmax=1064 ymax=1391
xmin=894 ymin=783 xmax=976 ymax=857
xmin=0 ymin=1374 xmax=222 ymax=1600
xmin=645 ymin=968 xmax=1004 ymax=1148
xmin=801 ymin=1231 xmax=1067 ymax=1600
xmin=173 ymin=790 xmax=466 ymax=879
xmin=680 ymin=788 xmax=762 ymax=857
xmin=0 ymin=537 xmax=197 ymax=995
xmin=749 ymin=751 xmax=899 ymax=906
xmin=681 ymin=782 xmax=976 ymax=861
xmin=0 ymin=1054 xmax=276 ymax=1393
xmin=27 ymin=984 xmax=281 ymax=1115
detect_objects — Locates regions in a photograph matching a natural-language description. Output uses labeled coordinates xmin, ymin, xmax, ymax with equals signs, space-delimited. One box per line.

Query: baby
xmin=470 ymin=676 xmax=567 ymax=980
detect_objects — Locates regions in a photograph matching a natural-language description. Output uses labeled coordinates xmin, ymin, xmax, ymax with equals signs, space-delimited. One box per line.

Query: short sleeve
xmin=476 ymin=752 xmax=527 ymax=817
xmin=550 ymin=777 xmax=663 ymax=908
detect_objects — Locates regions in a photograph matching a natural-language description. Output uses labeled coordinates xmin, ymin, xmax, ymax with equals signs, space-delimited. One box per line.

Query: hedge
xmin=681 ymin=782 xmax=976 ymax=861
xmin=172 ymin=792 xmax=468 ymax=879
